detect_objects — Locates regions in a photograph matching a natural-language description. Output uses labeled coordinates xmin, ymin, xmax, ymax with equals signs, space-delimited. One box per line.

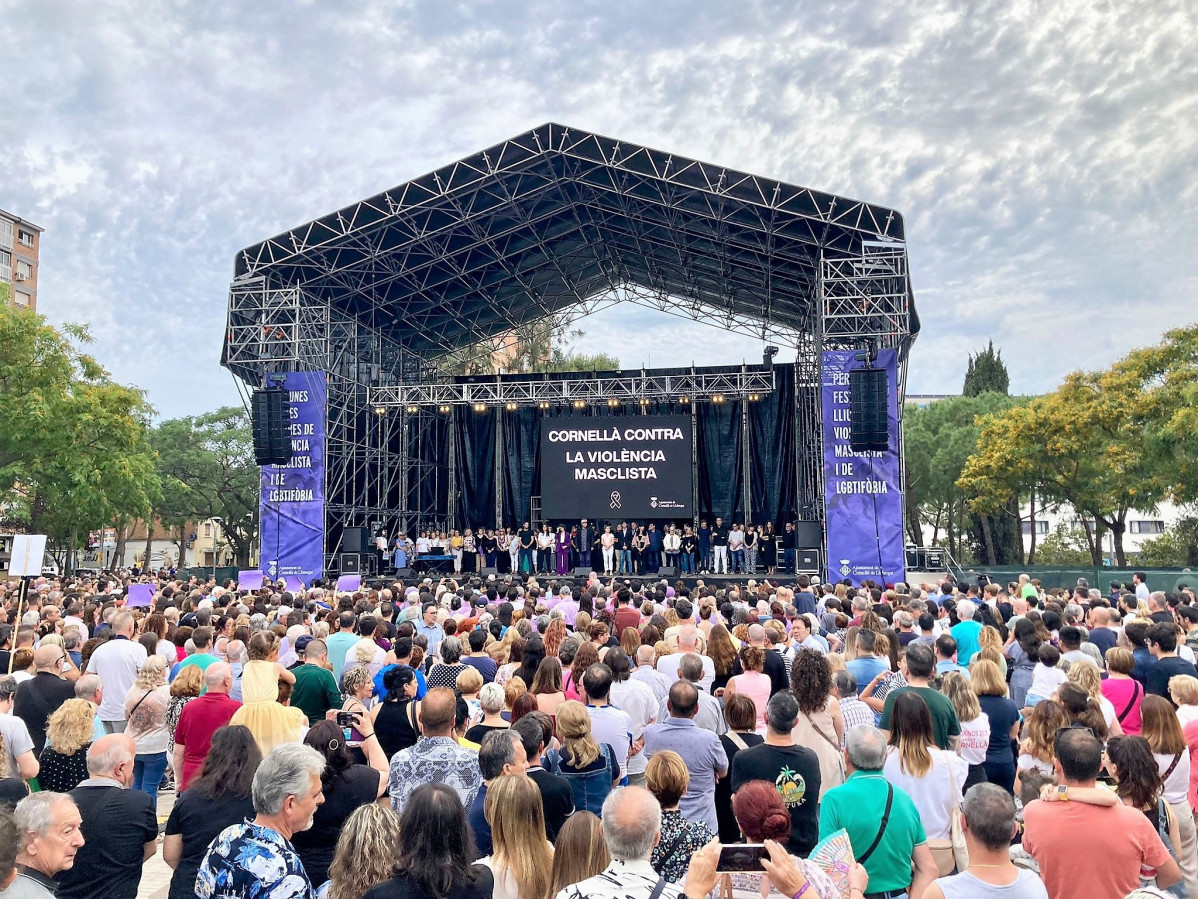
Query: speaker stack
xmin=252 ymin=386 xmax=291 ymax=466
xmin=849 ymin=367 xmax=889 ymax=452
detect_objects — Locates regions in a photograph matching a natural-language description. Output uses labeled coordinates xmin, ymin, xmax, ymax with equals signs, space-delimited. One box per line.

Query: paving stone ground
xmin=137 ymin=786 xmax=175 ymax=899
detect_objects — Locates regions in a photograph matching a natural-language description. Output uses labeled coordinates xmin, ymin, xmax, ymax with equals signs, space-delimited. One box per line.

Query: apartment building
xmin=0 ymin=209 xmax=41 ymax=311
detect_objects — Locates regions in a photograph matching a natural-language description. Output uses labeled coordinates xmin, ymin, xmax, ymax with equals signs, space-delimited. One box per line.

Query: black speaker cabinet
xmin=794 ymin=520 xmax=823 ymax=549
xmin=342 ymin=527 xmax=370 ymax=554
xmin=571 ymin=567 xmax=593 ymax=577
xmin=849 ymin=367 xmax=889 ymax=452
xmin=339 ymin=553 xmax=361 ymax=574
xmin=479 ymin=567 xmax=498 ymax=578
xmin=656 ymin=566 xmax=677 ymax=577
xmin=252 ymin=387 xmax=290 ymax=466
xmin=795 ymin=549 xmax=821 ymax=572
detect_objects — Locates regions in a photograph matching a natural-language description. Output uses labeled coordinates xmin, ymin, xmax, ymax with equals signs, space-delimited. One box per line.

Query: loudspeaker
xmin=394 ymin=567 xmax=414 ymax=580
xmin=480 ymin=567 xmax=498 ymax=578
xmin=849 ymin=367 xmax=889 ymax=452
xmin=340 ymin=553 xmax=361 ymax=574
xmin=342 ymin=527 xmax=370 ymax=554
xmin=794 ymin=520 xmax=823 ymax=549
xmin=656 ymin=566 xmax=676 ymax=578
xmin=572 ymin=567 xmax=593 ymax=577
xmin=795 ymin=548 xmax=821 ymax=572
xmin=252 ymin=387 xmax=290 ymax=466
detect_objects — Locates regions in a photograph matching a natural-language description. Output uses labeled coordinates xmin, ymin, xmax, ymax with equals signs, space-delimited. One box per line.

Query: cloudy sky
xmin=6 ymin=0 xmax=1196 ymax=417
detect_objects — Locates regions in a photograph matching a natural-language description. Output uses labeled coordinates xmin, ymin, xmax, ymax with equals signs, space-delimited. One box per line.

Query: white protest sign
xmin=9 ymin=534 xmax=48 ymax=577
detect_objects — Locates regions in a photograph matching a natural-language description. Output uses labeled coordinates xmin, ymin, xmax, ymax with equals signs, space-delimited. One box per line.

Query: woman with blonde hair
xmin=646 ymin=751 xmax=715 ymax=882
xmin=547 ymin=812 xmax=609 ymax=899
xmin=970 ymin=625 xmax=1008 ymax=677
xmin=940 ymin=670 xmax=990 ymax=789
xmin=1170 ymin=674 xmax=1198 ymax=728
xmin=229 ymin=630 xmax=305 ymax=755
xmin=38 ymin=698 xmax=94 ymax=792
xmin=1067 ymin=662 xmax=1123 ymax=736
xmin=479 ymin=774 xmax=554 ymax=899
xmin=553 ymin=700 xmax=620 ymax=814
xmin=125 ymin=654 xmax=173 ymax=807
xmin=971 ymin=658 xmax=1020 ymax=793
xmin=321 ymin=803 xmax=402 ymax=899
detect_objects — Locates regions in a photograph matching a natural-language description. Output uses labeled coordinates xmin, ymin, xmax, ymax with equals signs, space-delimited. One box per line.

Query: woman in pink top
xmin=1101 ymin=647 xmax=1144 ymax=735
xmin=724 ymin=645 xmax=772 ymax=732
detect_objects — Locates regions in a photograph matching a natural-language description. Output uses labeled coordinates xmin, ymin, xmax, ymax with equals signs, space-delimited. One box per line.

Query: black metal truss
xmin=221 ymin=123 xmax=917 ymax=567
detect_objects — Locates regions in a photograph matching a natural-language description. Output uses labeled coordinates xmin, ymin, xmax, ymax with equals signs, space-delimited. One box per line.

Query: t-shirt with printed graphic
xmin=730 ymin=742 xmax=823 ymax=856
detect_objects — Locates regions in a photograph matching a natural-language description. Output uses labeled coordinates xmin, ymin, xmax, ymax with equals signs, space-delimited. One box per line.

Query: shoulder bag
xmin=926 ymin=750 xmax=969 ymax=876
xmin=857 ymin=783 xmax=894 ymax=864
xmin=804 ymin=711 xmax=847 ymax=788
xmin=1117 ymin=681 xmax=1143 ymax=725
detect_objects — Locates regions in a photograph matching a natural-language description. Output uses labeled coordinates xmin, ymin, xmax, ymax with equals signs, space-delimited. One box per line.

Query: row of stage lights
xmin=376 ymin=394 xmax=762 ymax=415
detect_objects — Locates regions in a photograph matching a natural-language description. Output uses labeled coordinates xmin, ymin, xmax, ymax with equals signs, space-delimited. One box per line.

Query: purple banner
xmin=821 ymin=349 xmax=905 ymax=586
xmin=126 ymin=584 xmax=154 ymax=608
xmin=260 ymin=372 xmax=326 ymax=583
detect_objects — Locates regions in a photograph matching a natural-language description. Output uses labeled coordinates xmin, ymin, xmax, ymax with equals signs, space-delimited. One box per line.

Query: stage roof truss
xmin=226 ymin=123 xmax=914 ymax=379
xmin=368 ymin=367 xmax=777 ymax=408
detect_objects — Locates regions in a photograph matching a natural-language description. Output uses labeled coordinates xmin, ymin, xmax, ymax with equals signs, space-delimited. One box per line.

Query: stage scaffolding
xmin=222 ymin=123 xmax=917 ymax=569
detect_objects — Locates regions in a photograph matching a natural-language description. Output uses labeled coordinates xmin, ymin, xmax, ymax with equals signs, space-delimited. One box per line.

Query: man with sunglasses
xmin=12 ymin=645 xmax=76 ymax=756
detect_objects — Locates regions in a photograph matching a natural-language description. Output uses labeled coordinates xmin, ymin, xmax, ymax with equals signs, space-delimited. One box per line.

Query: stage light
xmin=372 ymin=405 xmax=388 ymax=415
xmin=713 ymin=394 xmax=725 ymax=404
xmin=537 ymin=401 xmax=551 ymax=410
xmin=749 ymin=393 xmax=759 ymax=402
xmin=680 ymin=397 xmax=690 ymax=405
xmin=572 ymin=400 xmax=586 ymax=409
xmin=405 ymin=405 xmax=418 ymax=414
xmin=607 ymin=399 xmax=619 ymax=407
xmin=438 ymin=405 xmax=451 ymax=413
xmin=505 ymin=402 xmax=518 ymax=411
xmin=639 ymin=398 xmax=650 ymax=406
xmin=472 ymin=403 xmax=486 ymax=413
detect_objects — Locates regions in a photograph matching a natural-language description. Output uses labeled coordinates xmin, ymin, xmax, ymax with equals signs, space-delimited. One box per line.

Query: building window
xmin=14 ymin=291 xmax=30 ymax=307
xmin=1130 ymin=520 xmax=1166 ymax=535
xmin=0 ymin=250 xmax=10 ymax=281
xmin=17 ymin=229 xmax=33 ymax=248
xmin=1021 ymin=521 xmax=1050 ymax=536
xmin=0 ymin=221 xmax=11 ymax=251
xmin=15 ymin=260 xmax=31 ymax=280
xmin=204 ymin=523 xmax=213 ymax=537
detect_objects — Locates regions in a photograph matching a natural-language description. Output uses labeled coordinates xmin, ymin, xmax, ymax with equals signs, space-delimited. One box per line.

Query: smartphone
xmin=335 ymin=710 xmax=357 ymax=727
xmin=716 ymin=844 xmax=767 ymax=873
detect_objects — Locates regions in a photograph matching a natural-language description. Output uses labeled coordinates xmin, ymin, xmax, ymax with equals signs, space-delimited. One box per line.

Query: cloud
xmin=3 ymin=0 xmax=1195 ymax=416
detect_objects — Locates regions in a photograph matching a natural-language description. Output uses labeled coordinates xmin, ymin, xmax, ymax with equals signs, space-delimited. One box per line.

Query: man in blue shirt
xmin=642 ymin=680 xmax=727 ymax=831
xmin=845 ymin=629 xmax=889 ymax=694
xmin=415 ymin=603 xmax=445 ymax=655
xmin=950 ymin=600 xmax=983 ymax=664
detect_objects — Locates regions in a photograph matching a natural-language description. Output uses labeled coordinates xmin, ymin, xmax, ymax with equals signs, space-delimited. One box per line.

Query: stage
xmin=224 ymin=123 xmax=917 ymax=588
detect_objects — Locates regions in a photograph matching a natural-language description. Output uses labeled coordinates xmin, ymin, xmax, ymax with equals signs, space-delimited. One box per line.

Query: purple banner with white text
xmin=821 ymin=349 xmax=905 ymax=586
xmin=259 ymin=372 xmax=326 ymax=585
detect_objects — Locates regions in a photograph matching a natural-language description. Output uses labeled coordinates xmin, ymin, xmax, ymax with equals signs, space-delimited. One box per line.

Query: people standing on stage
xmin=518 ymin=523 xmax=535 ymax=575
xmin=375 ymin=531 xmax=389 ymax=574
xmin=698 ymin=519 xmax=712 ymax=573
xmin=632 ymin=526 xmax=648 ymax=575
xmin=600 ymin=525 xmax=616 ymax=576
xmin=462 ymin=530 xmax=476 ymax=574
xmin=711 ymin=517 xmax=728 ymax=574
xmin=451 ymin=530 xmax=465 ymax=574
xmin=647 ymin=523 xmax=663 ymax=574
xmin=781 ymin=521 xmax=796 ymax=573
xmin=760 ymin=522 xmax=777 ymax=575
xmin=503 ymin=528 xmax=517 ymax=574
xmin=416 ymin=531 xmax=431 ymax=557
xmin=663 ymin=525 xmax=680 ymax=571
xmin=479 ymin=530 xmax=495 ymax=571
xmin=728 ymin=523 xmax=745 ymax=574
xmin=680 ymin=526 xmax=698 ymax=574
xmin=574 ymin=520 xmax=594 ymax=571
xmin=743 ymin=524 xmax=758 ymax=575
xmin=555 ymin=526 xmax=571 ymax=575
xmin=537 ymin=525 xmax=554 ymax=574
xmin=616 ymin=522 xmax=633 ymax=575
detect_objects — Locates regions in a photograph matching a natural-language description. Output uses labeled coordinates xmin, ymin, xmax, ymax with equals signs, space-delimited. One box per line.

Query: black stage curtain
xmin=749 ymin=370 xmax=796 ymax=528
xmin=409 ymin=413 xmax=448 ymax=529
xmin=502 ymin=407 xmax=540 ymax=528
xmin=697 ymin=401 xmax=744 ymax=523
xmin=453 ymin=407 xmax=495 ymax=531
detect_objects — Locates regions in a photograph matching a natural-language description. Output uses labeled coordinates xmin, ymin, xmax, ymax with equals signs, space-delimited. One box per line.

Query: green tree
xmin=439 ymin=315 xmax=620 ymax=375
xmin=962 ymin=340 xmax=1010 ymax=397
xmin=958 ymin=357 xmax=1173 ymax=566
xmin=1033 ymin=522 xmax=1094 ymax=566
xmin=1136 ymin=515 xmax=1198 ymax=568
xmin=151 ymin=407 xmax=259 ymax=568
xmin=903 ymin=393 xmax=1024 ymax=562
xmin=0 ymin=307 xmax=160 ymax=569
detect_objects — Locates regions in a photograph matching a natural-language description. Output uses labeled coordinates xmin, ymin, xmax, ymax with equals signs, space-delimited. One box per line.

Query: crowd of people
xmin=1 ymin=566 xmax=1196 ymax=899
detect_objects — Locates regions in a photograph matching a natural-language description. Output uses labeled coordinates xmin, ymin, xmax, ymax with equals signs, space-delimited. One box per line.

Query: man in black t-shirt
xmin=512 ymin=714 xmax=574 ymax=841
xmin=59 ymin=734 xmax=158 ymax=899
xmin=729 ymin=691 xmax=821 ymax=856
xmin=710 ymin=517 xmax=728 ymax=574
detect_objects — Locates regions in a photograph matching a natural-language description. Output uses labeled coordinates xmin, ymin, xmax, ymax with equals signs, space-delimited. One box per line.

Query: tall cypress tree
xmin=963 ymin=340 xmax=1010 ymax=397
xmin=962 ymin=341 xmax=1018 ymax=563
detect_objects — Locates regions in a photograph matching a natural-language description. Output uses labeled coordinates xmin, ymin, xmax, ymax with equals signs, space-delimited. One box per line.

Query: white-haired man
xmin=196 ymin=743 xmax=326 ymax=899
xmin=4 ymin=792 xmax=86 ymax=898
